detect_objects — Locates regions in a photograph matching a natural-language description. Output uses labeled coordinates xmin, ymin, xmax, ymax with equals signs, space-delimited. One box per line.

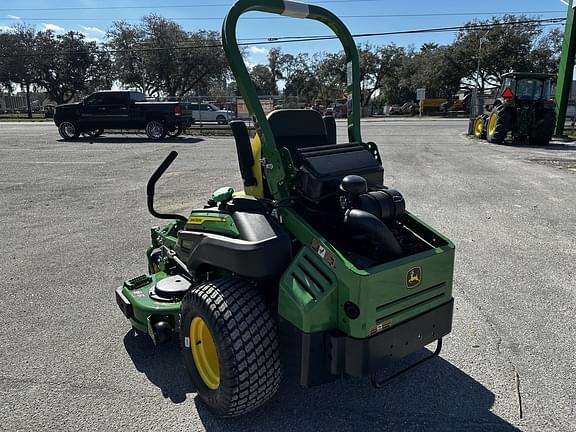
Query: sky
xmin=0 ymin=0 xmax=570 ymax=66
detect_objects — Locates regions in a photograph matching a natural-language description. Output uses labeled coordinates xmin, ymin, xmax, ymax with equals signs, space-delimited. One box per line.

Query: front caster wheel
xmin=179 ymin=278 xmax=281 ymax=417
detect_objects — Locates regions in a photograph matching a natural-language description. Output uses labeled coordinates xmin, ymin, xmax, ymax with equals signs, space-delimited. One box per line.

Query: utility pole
xmin=555 ymin=0 xmax=576 ymax=136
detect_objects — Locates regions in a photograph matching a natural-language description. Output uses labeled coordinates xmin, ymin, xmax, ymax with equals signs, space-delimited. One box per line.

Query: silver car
xmin=189 ymin=103 xmax=234 ymax=124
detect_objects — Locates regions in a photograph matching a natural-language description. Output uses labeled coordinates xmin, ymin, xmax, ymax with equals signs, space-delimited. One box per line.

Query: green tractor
xmin=473 ymin=72 xmax=556 ymax=145
xmin=115 ymin=0 xmax=455 ymax=417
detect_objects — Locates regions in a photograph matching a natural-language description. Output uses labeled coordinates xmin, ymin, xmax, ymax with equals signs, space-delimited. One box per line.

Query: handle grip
xmin=147 ymin=151 xmax=187 ymax=222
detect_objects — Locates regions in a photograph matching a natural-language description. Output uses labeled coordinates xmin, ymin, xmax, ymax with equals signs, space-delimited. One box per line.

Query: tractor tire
xmin=58 ymin=121 xmax=81 ymax=140
xmin=473 ymin=115 xmax=487 ymax=139
xmin=487 ymin=108 xmax=511 ymax=144
xmin=145 ymin=120 xmax=167 ymax=140
xmin=531 ymin=110 xmax=556 ymax=146
xmin=179 ymin=278 xmax=281 ymax=417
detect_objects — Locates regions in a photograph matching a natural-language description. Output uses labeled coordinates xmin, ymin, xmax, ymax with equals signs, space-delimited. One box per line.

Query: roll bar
xmin=222 ymin=0 xmax=362 ymax=199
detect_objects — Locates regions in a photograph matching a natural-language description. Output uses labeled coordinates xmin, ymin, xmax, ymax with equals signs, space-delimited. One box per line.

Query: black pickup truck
xmin=53 ymin=91 xmax=194 ymax=140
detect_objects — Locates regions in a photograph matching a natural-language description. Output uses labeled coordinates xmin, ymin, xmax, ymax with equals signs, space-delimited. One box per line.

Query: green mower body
xmin=115 ymin=0 xmax=455 ymax=416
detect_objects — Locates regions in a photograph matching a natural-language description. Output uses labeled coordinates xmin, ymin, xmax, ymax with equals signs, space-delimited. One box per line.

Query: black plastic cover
xmin=230 ymin=120 xmax=257 ymax=187
xmin=297 ymin=143 xmax=384 ymax=202
xmin=115 ymin=286 xmax=134 ymax=319
xmin=175 ymin=211 xmax=291 ymax=279
xmin=323 ymin=115 xmax=337 ymax=145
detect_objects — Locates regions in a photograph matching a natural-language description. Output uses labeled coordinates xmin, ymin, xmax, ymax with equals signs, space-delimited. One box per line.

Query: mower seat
xmin=268 ymin=109 xmax=329 ymax=155
xmin=267 ymin=109 xmax=384 ymax=203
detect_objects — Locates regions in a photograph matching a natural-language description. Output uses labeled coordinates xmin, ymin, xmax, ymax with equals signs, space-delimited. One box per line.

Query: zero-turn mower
xmin=115 ymin=0 xmax=455 ymax=417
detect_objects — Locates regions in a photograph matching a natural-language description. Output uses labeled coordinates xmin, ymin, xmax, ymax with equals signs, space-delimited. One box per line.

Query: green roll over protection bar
xmin=222 ymin=0 xmax=362 ymax=199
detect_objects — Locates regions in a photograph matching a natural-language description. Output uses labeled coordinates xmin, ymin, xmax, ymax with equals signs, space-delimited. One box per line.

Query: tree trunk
xmin=25 ymin=83 xmax=32 ymax=119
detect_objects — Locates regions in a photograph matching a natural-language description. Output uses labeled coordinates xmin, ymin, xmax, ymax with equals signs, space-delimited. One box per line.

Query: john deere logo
xmin=406 ymin=267 xmax=422 ymax=289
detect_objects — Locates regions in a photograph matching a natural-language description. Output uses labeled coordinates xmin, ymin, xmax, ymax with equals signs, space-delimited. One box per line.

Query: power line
xmin=0 ymin=17 xmax=566 ymax=59
xmin=3 ymin=11 xmax=567 ymax=22
xmin=0 ymin=0 xmax=378 ymax=12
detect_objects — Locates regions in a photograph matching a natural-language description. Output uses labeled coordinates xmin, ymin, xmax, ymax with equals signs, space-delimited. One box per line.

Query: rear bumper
xmin=280 ymin=299 xmax=454 ymax=386
xmin=175 ymin=117 xmax=194 ymax=127
xmin=115 ymin=286 xmax=133 ymax=319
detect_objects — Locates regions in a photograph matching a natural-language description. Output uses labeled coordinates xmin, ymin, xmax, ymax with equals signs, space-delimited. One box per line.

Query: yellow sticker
xmin=187 ymin=216 xmax=226 ymax=225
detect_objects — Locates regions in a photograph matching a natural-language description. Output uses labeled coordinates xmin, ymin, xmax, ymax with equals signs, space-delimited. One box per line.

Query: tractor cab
xmin=496 ymin=72 xmax=555 ymax=106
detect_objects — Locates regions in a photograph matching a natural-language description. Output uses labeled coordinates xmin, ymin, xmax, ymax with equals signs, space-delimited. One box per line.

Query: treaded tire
xmin=473 ymin=115 xmax=487 ymax=139
xmin=216 ymin=115 xmax=228 ymax=125
xmin=487 ymin=107 xmax=511 ymax=144
xmin=531 ymin=110 xmax=556 ymax=146
xmin=58 ymin=121 xmax=80 ymax=140
xmin=166 ymin=125 xmax=183 ymax=138
xmin=145 ymin=120 xmax=167 ymax=140
xmin=179 ymin=278 xmax=281 ymax=417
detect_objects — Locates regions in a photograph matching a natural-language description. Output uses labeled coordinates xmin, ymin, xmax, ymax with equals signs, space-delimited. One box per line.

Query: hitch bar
xmin=371 ymin=338 xmax=443 ymax=389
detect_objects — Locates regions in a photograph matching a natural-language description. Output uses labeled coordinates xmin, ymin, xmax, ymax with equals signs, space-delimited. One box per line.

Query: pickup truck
xmin=53 ymin=91 xmax=194 ymax=140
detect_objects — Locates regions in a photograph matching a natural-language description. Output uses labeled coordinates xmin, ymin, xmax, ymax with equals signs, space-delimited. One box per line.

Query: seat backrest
xmin=267 ymin=109 xmax=328 ymax=155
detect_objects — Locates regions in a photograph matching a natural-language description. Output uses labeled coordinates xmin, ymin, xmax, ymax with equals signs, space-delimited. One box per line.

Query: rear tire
xmin=58 ymin=121 xmax=80 ymax=140
xmin=167 ymin=125 xmax=183 ymax=138
xmin=145 ymin=120 xmax=166 ymax=140
xmin=487 ymin=108 xmax=511 ymax=144
xmin=179 ymin=278 xmax=281 ymax=417
xmin=531 ymin=110 xmax=556 ymax=146
xmin=216 ymin=115 xmax=228 ymax=125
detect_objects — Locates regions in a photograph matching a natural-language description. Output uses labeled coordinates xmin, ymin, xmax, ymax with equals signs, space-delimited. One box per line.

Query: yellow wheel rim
xmin=474 ymin=118 xmax=484 ymax=137
xmin=488 ymin=113 xmax=498 ymax=136
xmin=190 ymin=316 xmax=220 ymax=390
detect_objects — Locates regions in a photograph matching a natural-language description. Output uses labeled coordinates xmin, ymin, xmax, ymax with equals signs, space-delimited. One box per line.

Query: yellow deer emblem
xmin=406 ymin=267 xmax=422 ymax=288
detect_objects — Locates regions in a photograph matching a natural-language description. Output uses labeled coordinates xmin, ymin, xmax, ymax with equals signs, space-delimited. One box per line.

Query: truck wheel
xmin=145 ymin=120 xmax=167 ymax=140
xmin=487 ymin=108 xmax=511 ymax=144
xmin=473 ymin=116 xmax=486 ymax=139
xmin=58 ymin=121 xmax=80 ymax=140
xmin=167 ymin=125 xmax=183 ymax=138
xmin=216 ymin=115 xmax=228 ymax=125
xmin=84 ymin=128 xmax=104 ymax=138
xmin=531 ymin=110 xmax=556 ymax=146
xmin=179 ymin=278 xmax=281 ymax=417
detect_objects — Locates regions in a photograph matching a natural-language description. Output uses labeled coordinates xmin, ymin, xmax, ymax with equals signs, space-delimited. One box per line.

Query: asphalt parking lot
xmin=1 ymin=118 xmax=575 ymax=432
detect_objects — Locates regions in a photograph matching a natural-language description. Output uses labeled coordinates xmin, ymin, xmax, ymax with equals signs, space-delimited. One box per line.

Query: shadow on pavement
xmin=502 ymin=141 xmax=576 ymax=151
xmin=123 ymin=331 xmax=519 ymax=431
xmin=123 ymin=330 xmax=195 ymax=403
xmin=58 ymin=135 xmax=205 ymax=144
xmin=196 ymin=350 xmax=520 ymax=432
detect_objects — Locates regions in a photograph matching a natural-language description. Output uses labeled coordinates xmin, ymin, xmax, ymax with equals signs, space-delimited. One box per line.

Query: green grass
xmin=0 ymin=114 xmax=51 ymax=122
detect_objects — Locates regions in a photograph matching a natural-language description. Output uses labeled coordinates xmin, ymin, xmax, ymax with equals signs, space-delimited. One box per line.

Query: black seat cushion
xmin=267 ymin=109 xmax=328 ymax=155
